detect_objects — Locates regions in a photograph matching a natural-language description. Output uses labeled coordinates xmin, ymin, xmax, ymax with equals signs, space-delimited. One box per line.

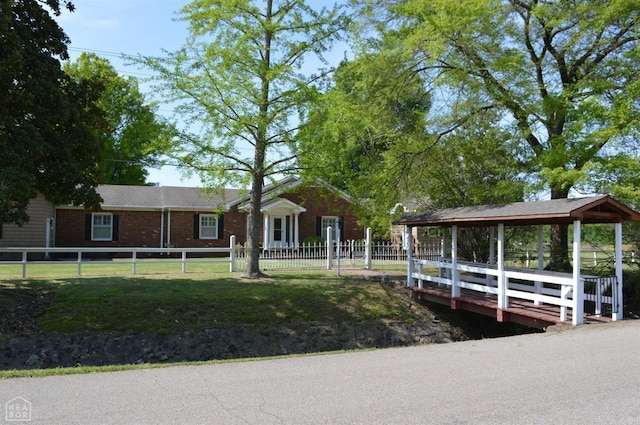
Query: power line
xmin=67 ymin=46 xmax=157 ymax=78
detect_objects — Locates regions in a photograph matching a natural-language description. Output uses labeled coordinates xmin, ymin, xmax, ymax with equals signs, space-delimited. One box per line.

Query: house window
xmin=321 ymin=216 xmax=339 ymax=241
xmin=199 ymin=214 xmax=219 ymax=239
xmin=92 ymin=213 xmax=113 ymax=241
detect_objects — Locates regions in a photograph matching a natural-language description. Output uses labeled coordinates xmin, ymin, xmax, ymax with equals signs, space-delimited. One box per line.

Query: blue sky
xmin=56 ymin=1 xmax=349 ymax=187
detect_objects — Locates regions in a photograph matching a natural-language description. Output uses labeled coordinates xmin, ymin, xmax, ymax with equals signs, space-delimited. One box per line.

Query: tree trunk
xmin=547 ymin=187 xmax=572 ymax=272
xmin=243 ymin=172 xmax=265 ymax=278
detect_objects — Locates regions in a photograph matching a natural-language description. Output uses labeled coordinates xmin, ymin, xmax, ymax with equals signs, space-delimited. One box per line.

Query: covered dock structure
xmin=394 ymin=195 xmax=640 ymax=328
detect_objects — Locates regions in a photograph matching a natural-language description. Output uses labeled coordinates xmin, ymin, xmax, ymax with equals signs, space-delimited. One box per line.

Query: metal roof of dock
xmin=394 ymin=195 xmax=640 ymax=227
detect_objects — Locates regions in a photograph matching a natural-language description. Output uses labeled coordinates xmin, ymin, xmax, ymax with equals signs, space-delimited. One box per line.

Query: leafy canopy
xmin=63 ymin=53 xmax=167 ymax=185
xmin=0 ymin=0 xmax=102 ymax=225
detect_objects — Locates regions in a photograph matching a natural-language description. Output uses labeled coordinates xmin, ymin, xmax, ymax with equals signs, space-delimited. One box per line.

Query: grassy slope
xmin=1 ymin=271 xmax=415 ymax=336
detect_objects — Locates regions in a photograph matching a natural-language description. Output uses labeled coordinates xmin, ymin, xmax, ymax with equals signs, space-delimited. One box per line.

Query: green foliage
xmin=298 ymin=49 xmax=431 ymax=234
xmin=0 ymin=0 xmax=102 ymax=224
xmin=63 ymin=53 xmax=167 ymax=185
xmin=366 ymin=0 xmax=640 ymax=199
xmin=349 ymin=0 xmax=639 ymax=268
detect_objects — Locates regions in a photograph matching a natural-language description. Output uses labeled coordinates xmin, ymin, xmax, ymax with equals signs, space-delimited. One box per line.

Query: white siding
xmin=1 ymin=194 xmax=55 ymax=247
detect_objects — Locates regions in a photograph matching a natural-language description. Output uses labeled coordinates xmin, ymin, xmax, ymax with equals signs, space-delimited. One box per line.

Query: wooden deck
xmin=412 ymin=284 xmax=611 ymax=329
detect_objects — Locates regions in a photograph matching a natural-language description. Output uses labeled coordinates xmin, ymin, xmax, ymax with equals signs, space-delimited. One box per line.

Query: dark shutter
xmin=316 ymin=217 xmax=322 ymax=236
xmin=84 ymin=214 xmax=92 ymax=240
xmin=193 ymin=214 xmax=200 ymax=239
xmin=339 ymin=217 xmax=344 ymax=237
xmin=217 ymin=215 xmax=224 ymax=239
xmin=112 ymin=215 xmax=119 ymax=241
xmin=0 ymin=223 xmax=3 ymax=239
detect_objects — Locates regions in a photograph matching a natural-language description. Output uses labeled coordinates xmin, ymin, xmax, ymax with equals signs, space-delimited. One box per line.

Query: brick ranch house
xmin=1 ymin=177 xmax=364 ymax=252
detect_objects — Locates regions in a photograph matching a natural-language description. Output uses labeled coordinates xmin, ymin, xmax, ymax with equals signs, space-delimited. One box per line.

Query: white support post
xmin=613 ymin=222 xmax=624 ymax=321
xmin=451 ymin=225 xmax=460 ymax=298
xmin=22 ymin=251 xmax=27 ymax=279
xmin=534 ymin=224 xmax=544 ymax=305
xmin=497 ymin=223 xmax=507 ymax=309
xmin=326 ymin=226 xmax=333 ymax=270
xmin=572 ymin=220 xmax=584 ymax=325
xmin=132 ymin=250 xmax=137 ymax=275
xmin=182 ymin=250 xmax=187 ymax=273
xmin=405 ymin=226 xmax=414 ymax=287
xmin=263 ymin=214 xmax=270 ymax=250
xmin=365 ymin=227 xmax=372 ymax=270
xmin=230 ymin=235 xmax=236 ymax=272
xmin=294 ymin=213 xmax=300 ymax=249
xmin=336 ymin=224 xmax=341 ymax=276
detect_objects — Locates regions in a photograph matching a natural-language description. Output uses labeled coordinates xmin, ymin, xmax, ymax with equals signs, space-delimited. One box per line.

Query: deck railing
xmin=409 ymin=258 xmax=619 ymax=325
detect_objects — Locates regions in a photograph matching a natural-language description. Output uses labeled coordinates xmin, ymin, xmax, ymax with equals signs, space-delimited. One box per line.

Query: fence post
xmin=326 ymin=226 xmax=333 ymax=270
xmin=336 ymin=227 xmax=341 ymax=276
xmin=230 ymin=235 xmax=236 ymax=272
xmin=181 ymin=250 xmax=187 ymax=273
xmin=22 ymin=251 xmax=27 ymax=279
xmin=132 ymin=250 xmax=137 ymax=275
xmin=405 ymin=226 xmax=414 ymax=287
xmin=364 ymin=227 xmax=372 ymax=270
xmin=77 ymin=251 xmax=82 ymax=276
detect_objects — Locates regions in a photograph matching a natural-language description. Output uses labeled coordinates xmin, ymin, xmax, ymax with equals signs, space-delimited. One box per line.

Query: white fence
xmin=0 ymin=235 xmax=442 ymax=277
xmin=0 ymin=244 xmax=236 ymax=278
xmin=234 ymin=240 xmax=440 ymax=272
xmin=2 ymin=228 xmax=633 ymax=279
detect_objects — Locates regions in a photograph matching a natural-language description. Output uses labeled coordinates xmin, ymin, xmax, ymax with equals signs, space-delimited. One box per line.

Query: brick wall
xmin=281 ymin=186 xmax=363 ymax=241
xmin=55 ymin=209 xmax=247 ymax=248
xmin=54 ymin=186 xmax=364 ymax=248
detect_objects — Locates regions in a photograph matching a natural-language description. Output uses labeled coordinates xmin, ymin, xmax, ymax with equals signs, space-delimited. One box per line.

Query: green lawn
xmin=1 ymin=271 xmax=414 ymax=336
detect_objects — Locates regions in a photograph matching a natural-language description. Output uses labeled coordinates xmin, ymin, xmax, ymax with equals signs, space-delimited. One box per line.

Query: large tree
xmin=0 ymin=0 xmax=103 ymax=225
xmin=356 ymin=0 xmax=640 ymax=270
xmin=139 ymin=0 xmax=349 ymax=277
xmin=298 ymin=50 xmax=432 ymax=234
xmin=64 ymin=53 xmax=166 ymax=185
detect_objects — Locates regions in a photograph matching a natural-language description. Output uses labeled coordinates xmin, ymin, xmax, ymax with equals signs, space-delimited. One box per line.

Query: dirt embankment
xmin=0 ymin=277 xmax=529 ymax=371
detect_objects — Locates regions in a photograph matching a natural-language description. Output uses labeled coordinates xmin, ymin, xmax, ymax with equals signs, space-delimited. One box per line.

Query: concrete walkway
xmin=1 ymin=320 xmax=639 ymax=424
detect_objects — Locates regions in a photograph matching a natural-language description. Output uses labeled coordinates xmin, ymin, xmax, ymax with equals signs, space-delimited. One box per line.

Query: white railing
xmin=409 ymin=258 xmax=618 ymax=325
xmin=1 ymin=236 xmax=237 ymax=278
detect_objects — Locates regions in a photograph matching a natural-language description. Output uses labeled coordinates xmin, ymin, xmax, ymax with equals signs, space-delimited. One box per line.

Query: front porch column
xmin=263 ymin=213 xmax=270 ymax=250
xmin=613 ymin=222 xmax=624 ymax=321
xmin=571 ymin=220 xmax=584 ymax=325
xmin=294 ymin=213 xmax=300 ymax=249
xmin=497 ymin=223 xmax=507 ymax=309
xmin=451 ymin=225 xmax=460 ymax=298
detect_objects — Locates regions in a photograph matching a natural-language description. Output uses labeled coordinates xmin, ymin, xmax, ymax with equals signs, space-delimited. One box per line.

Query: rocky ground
xmin=0 ymin=277 xmax=471 ymax=371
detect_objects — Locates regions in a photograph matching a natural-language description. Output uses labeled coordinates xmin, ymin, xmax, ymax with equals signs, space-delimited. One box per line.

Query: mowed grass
xmin=0 ymin=271 xmax=414 ymax=336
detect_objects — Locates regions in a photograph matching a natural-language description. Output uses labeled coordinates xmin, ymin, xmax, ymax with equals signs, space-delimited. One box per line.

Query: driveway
xmin=1 ymin=320 xmax=639 ymax=424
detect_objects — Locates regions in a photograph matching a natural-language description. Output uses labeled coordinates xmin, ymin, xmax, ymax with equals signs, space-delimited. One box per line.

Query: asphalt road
xmin=1 ymin=320 xmax=639 ymax=425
